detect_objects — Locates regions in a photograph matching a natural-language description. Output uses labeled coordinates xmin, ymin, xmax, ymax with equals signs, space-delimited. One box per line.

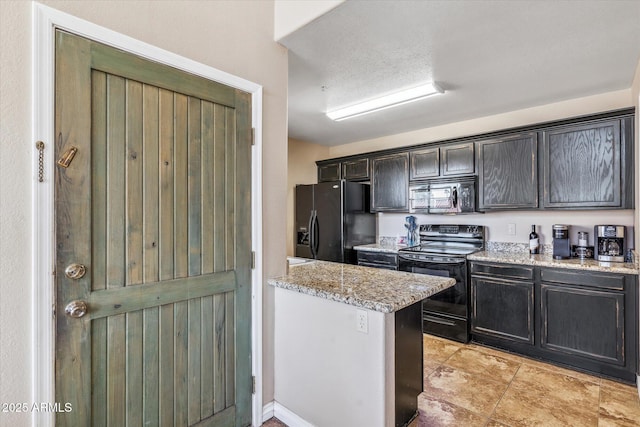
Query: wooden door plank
xmin=107 ymin=314 xmax=126 ymax=426
xmin=126 ymin=311 xmax=144 ymax=426
xmin=213 ymin=104 xmax=226 ymax=273
xmin=159 ymin=89 xmax=176 ymax=427
xmin=143 ymin=84 xmax=160 ymax=283
xmin=126 ymin=79 xmax=144 ymax=286
xmin=159 ymin=89 xmax=175 ymax=281
xmin=174 ymin=93 xmax=189 ymax=279
xmin=88 ymin=271 xmax=236 ymax=319
xmin=143 ymin=307 xmax=160 ymax=425
xmin=141 ymin=84 xmax=161 ymax=424
xmin=225 ymin=292 xmax=236 ymax=408
xmin=213 ymin=293 xmax=226 ymax=413
xmin=90 ymin=69 xmax=108 ymax=427
xmin=188 ymin=97 xmax=203 ymax=277
xmin=188 ymin=298 xmax=203 ymax=424
xmin=106 ymin=74 xmax=127 ymax=290
xmin=124 ymin=80 xmax=145 ymax=426
xmin=90 ymin=42 xmax=236 ymax=108
xmin=91 ymin=319 xmax=107 ymax=427
xmin=225 ymin=107 xmax=236 ymax=271
xmin=105 ymin=72 xmax=127 ymax=427
xmin=174 ymin=301 xmax=189 ymax=426
xmin=55 ymin=31 xmax=93 ymax=425
xmin=159 ymin=304 xmax=175 ymax=427
xmin=233 ymin=90 xmax=253 ymax=426
xmin=201 ymin=101 xmax=215 ymax=274
xmin=201 ymin=296 xmax=215 ymax=418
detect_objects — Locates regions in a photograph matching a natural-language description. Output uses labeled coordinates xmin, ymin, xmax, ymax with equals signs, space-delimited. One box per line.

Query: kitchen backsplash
xmin=377 ymin=210 xmax=636 ymax=250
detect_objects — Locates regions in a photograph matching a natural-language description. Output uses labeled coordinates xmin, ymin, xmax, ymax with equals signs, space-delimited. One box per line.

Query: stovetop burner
xmin=399 ymin=224 xmax=485 ymax=257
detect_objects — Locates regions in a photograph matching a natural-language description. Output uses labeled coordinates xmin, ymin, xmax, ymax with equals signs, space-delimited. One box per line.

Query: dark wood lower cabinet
xmin=470 ymin=261 xmax=638 ymax=383
xmin=471 ymin=276 xmax=534 ymax=344
xmin=540 ymin=283 xmax=624 ymax=365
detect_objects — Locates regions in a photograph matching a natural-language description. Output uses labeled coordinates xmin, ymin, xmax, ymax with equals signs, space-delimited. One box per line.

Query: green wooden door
xmin=54 ymin=30 xmax=252 ymax=427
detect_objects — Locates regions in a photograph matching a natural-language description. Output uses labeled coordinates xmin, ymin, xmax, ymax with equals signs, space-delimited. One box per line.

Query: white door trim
xmin=31 ymin=3 xmax=264 ymax=426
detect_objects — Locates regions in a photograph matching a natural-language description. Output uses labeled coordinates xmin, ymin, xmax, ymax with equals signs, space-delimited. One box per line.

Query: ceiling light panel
xmin=326 ymin=82 xmax=444 ymax=121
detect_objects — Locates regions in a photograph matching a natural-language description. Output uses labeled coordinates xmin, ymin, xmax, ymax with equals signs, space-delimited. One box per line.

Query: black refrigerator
xmin=295 ymin=181 xmax=376 ymax=264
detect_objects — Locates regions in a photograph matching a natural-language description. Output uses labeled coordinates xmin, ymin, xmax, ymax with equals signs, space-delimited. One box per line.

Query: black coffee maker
xmin=552 ymin=224 xmax=571 ymax=259
xmin=594 ymin=225 xmax=625 ymax=262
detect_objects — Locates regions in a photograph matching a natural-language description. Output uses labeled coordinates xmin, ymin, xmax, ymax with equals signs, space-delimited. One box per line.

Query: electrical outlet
xmin=356 ymin=309 xmax=368 ymax=333
xmin=507 ymin=223 xmax=516 ymax=236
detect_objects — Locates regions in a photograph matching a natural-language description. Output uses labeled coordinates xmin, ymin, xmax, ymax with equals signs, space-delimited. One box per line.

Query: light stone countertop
xmin=268 ymin=260 xmax=455 ymax=313
xmin=468 ymin=251 xmax=639 ymax=275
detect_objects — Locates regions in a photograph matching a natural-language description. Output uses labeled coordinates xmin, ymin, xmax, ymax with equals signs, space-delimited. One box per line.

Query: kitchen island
xmin=268 ymin=260 xmax=455 ymax=427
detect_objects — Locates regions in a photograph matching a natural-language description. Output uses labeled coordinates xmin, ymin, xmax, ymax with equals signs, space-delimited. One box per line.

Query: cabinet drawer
xmin=356 ymin=251 xmax=398 ymax=269
xmin=540 ymin=268 xmax=625 ymax=291
xmin=470 ymin=262 xmax=534 ymax=281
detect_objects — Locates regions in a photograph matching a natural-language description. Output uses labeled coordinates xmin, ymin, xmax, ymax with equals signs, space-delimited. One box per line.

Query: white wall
xmin=0 ymin=1 xmax=288 ymax=424
xmin=274 ymin=0 xmax=344 ymax=41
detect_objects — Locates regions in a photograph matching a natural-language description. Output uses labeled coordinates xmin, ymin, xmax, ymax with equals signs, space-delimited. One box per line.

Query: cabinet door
xmin=318 ymin=162 xmax=341 ymax=182
xmin=540 ymin=283 xmax=624 ymax=365
xmin=442 ymin=142 xmax=474 ymax=176
xmin=477 ymin=133 xmax=538 ymax=209
xmin=542 ymin=120 xmax=621 ymax=208
xmin=471 ymin=276 xmax=534 ymax=344
xmin=342 ymin=158 xmax=369 ymax=181
xmin=410 ymin=147 xmax=439 ymax=180
xmin=371 ymin=153 xmax=409 ymax=212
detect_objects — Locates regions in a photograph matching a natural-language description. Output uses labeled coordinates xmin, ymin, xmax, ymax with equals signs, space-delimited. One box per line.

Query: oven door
xmin=398 ymin=254 xmax=468 ymax=318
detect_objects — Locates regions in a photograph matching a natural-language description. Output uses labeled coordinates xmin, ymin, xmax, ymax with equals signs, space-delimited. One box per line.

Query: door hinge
xmin=251 ymin=251 xmax=256 ymax=269
xmin=252 ymin=375 xmax=256 ymax=394
xmin=251 ymin=128 xmax=255 ymax=146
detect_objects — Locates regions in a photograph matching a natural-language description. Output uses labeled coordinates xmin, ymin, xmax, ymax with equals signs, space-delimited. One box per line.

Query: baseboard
xmin=262 ymin=401 xmax=315 ymax=427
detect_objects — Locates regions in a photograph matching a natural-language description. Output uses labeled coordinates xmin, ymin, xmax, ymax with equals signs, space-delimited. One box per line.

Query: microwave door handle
xmin=452 ymin=187 xmax=458 ymax=208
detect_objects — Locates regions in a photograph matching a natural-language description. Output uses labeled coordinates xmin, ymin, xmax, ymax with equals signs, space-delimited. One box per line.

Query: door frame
xmin=32 ymin=3 xmax=264 ymax=426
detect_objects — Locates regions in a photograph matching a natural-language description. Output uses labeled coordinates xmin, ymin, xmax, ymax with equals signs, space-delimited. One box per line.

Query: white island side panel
xmin=274 ymin=286 xmax=395 ymax=427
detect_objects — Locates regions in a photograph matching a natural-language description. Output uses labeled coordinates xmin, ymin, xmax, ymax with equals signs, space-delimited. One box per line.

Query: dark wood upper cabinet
xmin=371 ymin=152 xmax=409 ymax=212
xmin=342 ymin=157 xmax=369 ymax=181
xmin=441 ymin=142 xmax=475 ymax=176
xmin=477 ymin=132 xmax=538 ymax=210
xmin=410 ymin=147 xmax=439 ymax=180
xmin=317 ymin=162 xmax=341 ymax=182
xmin=410 ymin=142 xmax=474 ymax=181
xmin=542 ymin=119 xmax=625 ymax=208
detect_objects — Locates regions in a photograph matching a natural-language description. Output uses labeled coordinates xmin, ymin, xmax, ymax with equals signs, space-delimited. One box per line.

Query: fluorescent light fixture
xmin=326 ymin=82 xmax=444 ymax=121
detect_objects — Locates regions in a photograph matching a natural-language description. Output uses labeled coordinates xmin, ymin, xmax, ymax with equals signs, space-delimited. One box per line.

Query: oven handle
xmin=398 ymin=254 xmax=466 ymax=264
xmin=424 ymin=315 xmax=456 ymax=326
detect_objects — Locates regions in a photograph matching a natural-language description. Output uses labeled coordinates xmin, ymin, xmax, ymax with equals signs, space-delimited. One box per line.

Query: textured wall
xmin=0 ymin=1 xmax=287 ymax=424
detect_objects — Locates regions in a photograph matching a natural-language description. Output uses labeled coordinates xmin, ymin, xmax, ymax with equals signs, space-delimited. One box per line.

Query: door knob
xmin=65 ymin=300 xmax=88 ymax=318
xmin=65 ymin=263 xmax=86 ymax=280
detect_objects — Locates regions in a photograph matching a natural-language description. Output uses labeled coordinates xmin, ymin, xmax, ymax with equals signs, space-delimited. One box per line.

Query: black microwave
xmin=409 ymin=178 xmax=477 ymax=214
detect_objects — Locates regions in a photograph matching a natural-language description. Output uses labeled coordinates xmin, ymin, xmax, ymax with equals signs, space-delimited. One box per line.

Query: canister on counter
xmin=578 ymin=231 xmax=588 ymax=247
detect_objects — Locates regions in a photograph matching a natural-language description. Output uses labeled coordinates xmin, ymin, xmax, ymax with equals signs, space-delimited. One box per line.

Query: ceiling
xmin=280 ymin=0 xmax=640 ymax=146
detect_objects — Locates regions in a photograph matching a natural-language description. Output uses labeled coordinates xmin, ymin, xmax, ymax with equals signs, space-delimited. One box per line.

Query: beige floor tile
xmin=423 ymin=334 xmax=463 ymax=364
xmin=492 ymin=363 xmax=599 ymax=427
xmin=416 ymin=393 xmax=488 ymax=427
xmin=443 ymin=347 xmax=521 ymax=383
xmin=599 ymin=381 xmax=640 ymax=427
xmin=467 ymin=343 xmax=531 ymax=364
xmin=424 ymin=358 xmax=441 ymax=377
xmin=485 ymin=420 xmax=511 ymax=427
xmin=424 ymin=365 xmax=509 ymax=417
xmin=601 ymin=377 xmax=638 ymax=393
xmin=519 ymin=357 xmax=600 ymax=385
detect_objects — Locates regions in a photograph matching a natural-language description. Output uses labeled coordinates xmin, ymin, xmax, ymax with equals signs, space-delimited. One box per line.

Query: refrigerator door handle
xmin=308 ymin=211 xmax=316 ymax=258
xmin=313 ymin=211 xmax=320 ymax=256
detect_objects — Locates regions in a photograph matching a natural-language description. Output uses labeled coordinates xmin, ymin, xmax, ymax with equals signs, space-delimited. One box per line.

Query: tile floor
xmin=262 ymin=334 xmax=640 ymax=426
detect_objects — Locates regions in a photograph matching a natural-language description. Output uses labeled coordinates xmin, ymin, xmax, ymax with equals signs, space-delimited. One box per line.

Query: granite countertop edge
xmin=353 ymin=243 xmax=406 ymax=254
xmin=468 ymin=251 xmax=639 ymax=275
xmin=268 ymin=261 xmax=455 ymax=313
